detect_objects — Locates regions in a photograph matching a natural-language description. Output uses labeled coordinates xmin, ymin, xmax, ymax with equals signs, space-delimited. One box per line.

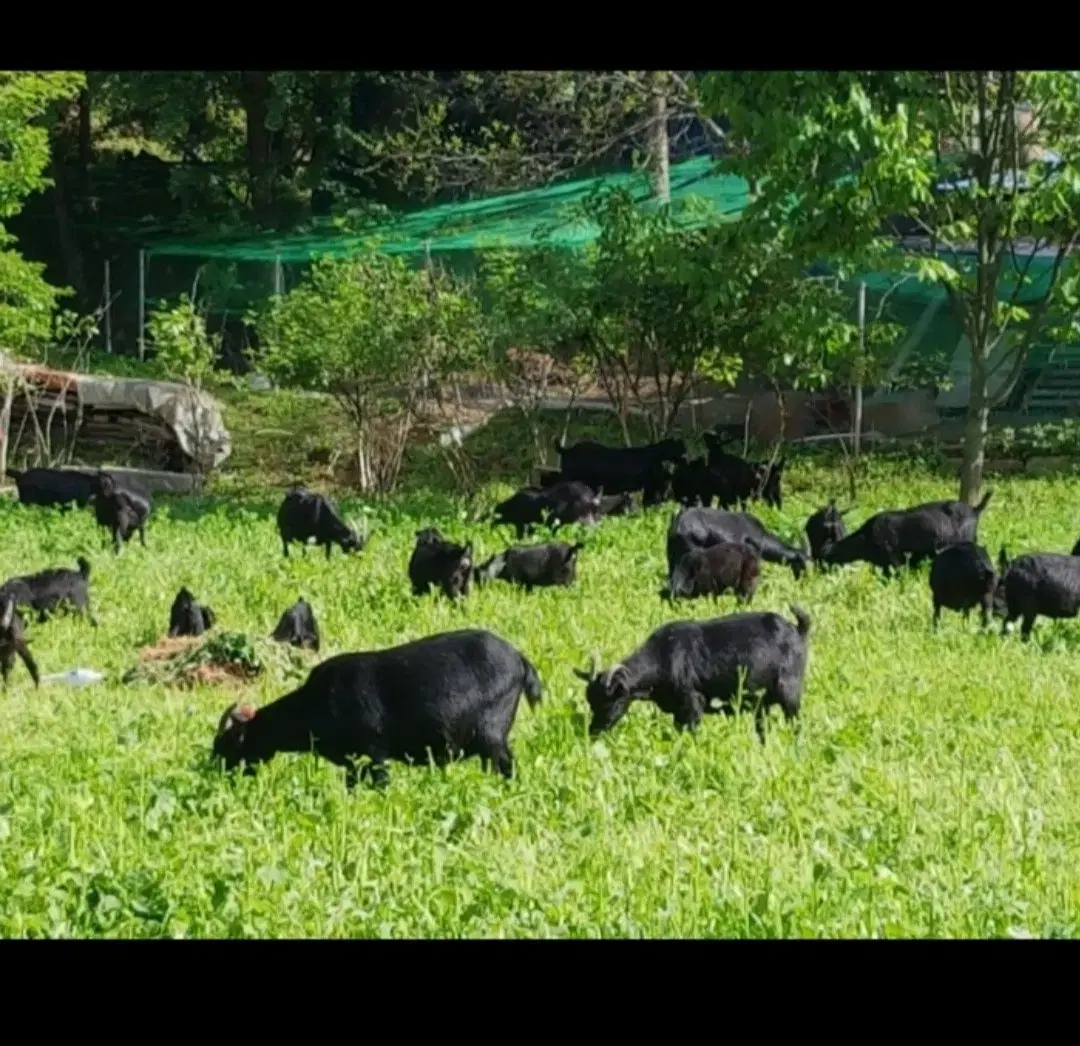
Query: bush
xmin=254 ymin=254 xmax=485 ymax=494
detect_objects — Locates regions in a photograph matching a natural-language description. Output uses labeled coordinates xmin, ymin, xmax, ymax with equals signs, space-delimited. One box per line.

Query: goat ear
xmin=572 ymin=668 xmax=593 ymax=682
xmin=218 ymin=702 xmax=256 ymax=735
xmin=602 ymin=665 xmax=627 ymax=695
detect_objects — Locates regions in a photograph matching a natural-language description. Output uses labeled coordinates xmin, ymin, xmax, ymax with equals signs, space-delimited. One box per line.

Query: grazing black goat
xmin=271 ymin=598 xmax=320 ymax=652
xmin=575 ymin=605 xmax=811 ymax=743
xmin=0 ymin=556 xmax=95 ymax=625
xmin=536 ymin=469 xmax=564 ymax=488
xmin=758 ymin=458 xmax=786 ymax=511
xmin=542 ymin=480 xmax=603 ymax=529
xmin=997 ymin=546 xmax=1080 ymax=640
xmin=665 ymin=538 xmax=761 ymax=604
xmin=475 ymin=541 xmax=584 ymax=592
xmin=0 ymin=595 xmax=39 ymax=688
xmin=276 ymin=486 xmax=363 ymax=559
xmin=928 ymin=541 xmax=1000 ymax=629
xmin=555 ymin=437 xmax=686 ymax=498
xmin=701 ymin=433 xmax=767 ymax=509
xmin=670 ymin=457 xmax=715 ymax=507
xmin=7 ymin=467 xmax=98 ymax=508
xmin=821 ymin=493 xmax=993 ymax=577
xmin=91 ymin=472 xmax=152 ymax=553
xmin=598 ymin=492 xmax=635 ymax=518
xmin=490 ymin=488 xmax=551 ymax=539
xmin=168 ymin=587 xmax=216 ymax=638
xmin=667 ymin=507 xmax=808 ymax=582
xmin=805 ymin=500 xmax=851 ymax=570
xmin=408 ymin=528 xmax=473 ymax=599
xmin=212 ymin=628 xmax=543 ymax=788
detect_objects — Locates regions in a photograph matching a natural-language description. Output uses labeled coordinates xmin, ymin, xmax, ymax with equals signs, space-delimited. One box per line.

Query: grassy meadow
xmin=3 ymin=401 xmax=1080 ymax=937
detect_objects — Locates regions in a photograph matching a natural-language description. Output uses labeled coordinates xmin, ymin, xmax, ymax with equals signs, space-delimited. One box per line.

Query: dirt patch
xmin=124 ymin=630 xmax=308 ymax=689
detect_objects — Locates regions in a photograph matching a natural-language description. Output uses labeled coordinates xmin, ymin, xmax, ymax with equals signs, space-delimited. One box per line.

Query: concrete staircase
xmin=1022 ymin=347 xmax=1080 ymax=414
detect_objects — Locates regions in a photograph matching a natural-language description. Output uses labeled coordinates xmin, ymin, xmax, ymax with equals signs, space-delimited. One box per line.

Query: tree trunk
xmin=0 ymin=375 xmax=16 ymax=484
xmin=50 ymin=158 xmax=88 ymax=305
xmin=309 ymin=73 xmax=338 ymax=218
xmin=959 ymin=351 xmax=990 ymax=505
xmin=50 ymin=99 xmax=89 ymax=307
xmin=241 ymin=71 xmax=274 ymax=226
xmin=649 ymin=72 xmax=670 ymax=203
xmin=77 ymin=88 xmax=92 ymax=198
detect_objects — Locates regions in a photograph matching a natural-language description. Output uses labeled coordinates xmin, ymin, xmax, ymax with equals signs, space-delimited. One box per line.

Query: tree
xmin=0 ymin=71 xmax=85 ymax=351
xmin=145 ymin=293 xmax=228 ymax=492
xmin=703 ymin=70 xmax=1080 ymax=504
xmin=0 ymin=70 xmax=86 ymax=482
xmin=476 ymin=244 xmax=595 ymax=464
xmin=350 ymin=71 xmax=721 ymax=204
xmin=254 ymin=252 xmax=485 ymax=493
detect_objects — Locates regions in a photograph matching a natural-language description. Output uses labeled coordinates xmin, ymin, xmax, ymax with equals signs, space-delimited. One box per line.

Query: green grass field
xmin=4 ymin=427 xmax=1080 ymax=937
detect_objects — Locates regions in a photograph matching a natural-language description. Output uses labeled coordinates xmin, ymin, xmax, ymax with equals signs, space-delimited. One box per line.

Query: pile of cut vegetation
xmin=123 ymin=631 xmax=309 ymax=689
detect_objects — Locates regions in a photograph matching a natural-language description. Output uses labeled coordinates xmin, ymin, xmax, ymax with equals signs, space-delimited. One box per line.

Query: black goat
xmin=670 ymin=457 xmax=715 ymax=507
xmin=598 ymin=492 xmax=635 ymax=518
xmin=805 ymin=500 xmax=851 ymax=570
xmin=409 ymin=528 xmax=473 ymax=599
xmin=91 ymin=472 xmax=152 ymax=553
xmin=276 ymin=486 xmax=363 ymax=559
xmin=642 ymin=460 xmax=673 ymax=506
xmin=543 ymin=480 xmax=603 ymax=529
xmin=665 ymin=539 xmax=761 ymax=604
xmin=928 ymin=541 xmax=1000 ymax=629
xmin=9 ymin=468 xmax=148 ymax=511
xmin=0 ymin=556 xmax=95 ymax=625
xmin=490 ymin=488 xmax=551 ymax=539
xmin=536 ymin=469 xmax=564 ymax=488
xmin=997 ymin=547 xmax=1080 ymax=640
xmin=475 ymin=541 xmax=584 ymax=592
xmin=8 ymin=467 xmax=98 ymax=508
xmin=667 ymin=507 xmax=809 ymax=582
xmin=168 ymin=587 xmax=216 ymax=638
xmin=271 ymin=598 xmax=320 ymax=652
xmin=556 ymin=437 xmax=686 ymax=498
xmin=212 ymin=628 xmax=543 ymax=788
xmin=575 ymin=604 xmax=811 ymax=743
xmin=701 ymin=433 xmax=766 ymax=509
xmin=758 ymin=458 xmax=786 ymax=511
xmin=0 ymin=595 xmax=39 ymax=688
xmin=821 ymin=493 xmax=993 ymax=577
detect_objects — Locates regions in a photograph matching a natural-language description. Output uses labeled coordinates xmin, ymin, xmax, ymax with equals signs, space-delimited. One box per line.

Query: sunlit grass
xmin=2 ymin=457 xmax=1080 ymax=937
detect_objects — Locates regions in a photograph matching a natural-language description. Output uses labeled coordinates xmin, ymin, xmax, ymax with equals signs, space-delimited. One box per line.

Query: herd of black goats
xmin=2 ymin=422 xmax=1080 ymax=792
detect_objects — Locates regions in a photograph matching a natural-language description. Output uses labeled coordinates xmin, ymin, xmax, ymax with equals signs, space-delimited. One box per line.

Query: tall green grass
xmin=2 ymin=459 xmax=1080 ymax=938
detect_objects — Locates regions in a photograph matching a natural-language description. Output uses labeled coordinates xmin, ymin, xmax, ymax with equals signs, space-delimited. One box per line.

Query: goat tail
xmin=975 ymin=490 xmax=993 ymax=514
xmin=554 ymin=439 xmax=568 ymax=456
xmin=76 ymin=556 xmax=91 ymax=578
xmin=789 ymin=604 xmax=812 ymax=639
xmin=520 ymin=654 xmax=543 ymax=708
xmin=6 ymin=468 xmax=23 ymax=481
